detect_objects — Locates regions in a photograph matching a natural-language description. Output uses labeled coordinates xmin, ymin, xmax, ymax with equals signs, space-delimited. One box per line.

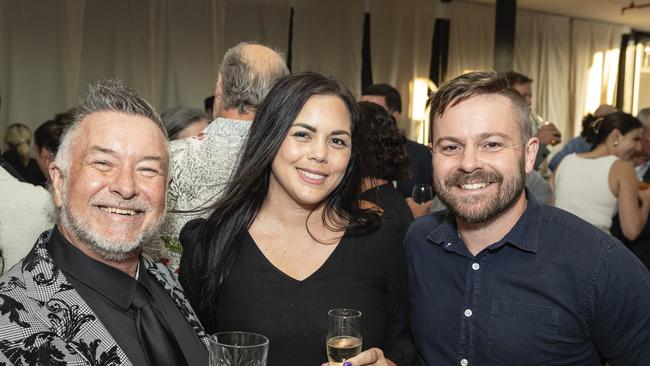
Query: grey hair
xmin=638 ymin=108 xmax=650 ymax=126
xmin=219 ymin=42 xmax=289 ymax=114
xmin=161 ymin=105 xmax=209 ymax=140
xmin=55 ymin=79 xmax=167 ymax=174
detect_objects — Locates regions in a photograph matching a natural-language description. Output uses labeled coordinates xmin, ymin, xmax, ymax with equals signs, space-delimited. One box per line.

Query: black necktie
xmin=132 ymin=282 xmax=188 ymax=366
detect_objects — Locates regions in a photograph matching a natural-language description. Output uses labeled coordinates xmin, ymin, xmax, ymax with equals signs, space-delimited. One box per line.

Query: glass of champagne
xmin=411 ymin=184 xmax=433 ymax=204
xmin=326 ymin=309 xmax=363 ymax=366
xmin=209 ymin=331 xmax=269 ymax=366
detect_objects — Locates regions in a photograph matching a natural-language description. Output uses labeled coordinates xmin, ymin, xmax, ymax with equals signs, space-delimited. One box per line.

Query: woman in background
xmin=33 ymin=111 xmax=72 ymax=181
xmin=3 ymin=123 xmax=45 ymax=185
xmin=357 ymin=101 xmax=412 ymax=240
xmin=554 ymin=112 xmax=650 ymax=240
xmin=180 ymin=72 xmax=415 ymax=366
xmin=161 ymin=106 xmax=210 ymax=140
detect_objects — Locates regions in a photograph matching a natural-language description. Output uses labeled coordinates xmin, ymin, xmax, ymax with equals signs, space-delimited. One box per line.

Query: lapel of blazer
xmin=23 ymin=230 xmax=132 ymax=366
xmin=142 ymin=255 xmax=210 ymax=348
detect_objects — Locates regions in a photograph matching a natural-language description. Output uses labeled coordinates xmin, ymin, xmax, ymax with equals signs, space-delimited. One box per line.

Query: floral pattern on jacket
xmin=146 ymin=118 xmax=251 ymax=272
xmin=0 ymin=230 xmax=209 ymax=366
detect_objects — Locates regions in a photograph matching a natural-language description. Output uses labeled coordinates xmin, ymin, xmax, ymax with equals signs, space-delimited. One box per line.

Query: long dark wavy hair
xmin=356 ymin=101 xmax=410 ymax=182
xmin=179 ymin=71 xmax=378 ymax=330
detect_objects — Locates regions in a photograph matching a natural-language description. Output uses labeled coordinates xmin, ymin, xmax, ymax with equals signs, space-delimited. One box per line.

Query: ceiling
xmin=470 ymin=0 xmax=650 ymax=32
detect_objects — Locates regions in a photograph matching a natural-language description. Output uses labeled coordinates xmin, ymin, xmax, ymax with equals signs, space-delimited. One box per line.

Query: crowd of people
xmin=0 ymin=41 xmax=649 ymax=366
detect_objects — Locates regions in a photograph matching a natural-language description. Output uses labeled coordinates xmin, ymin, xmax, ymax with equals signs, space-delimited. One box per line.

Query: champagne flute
xmin=326 ymin=309 xmax=362 ymax=366
xmin=411 ymin=184 xmax=433 ymax=204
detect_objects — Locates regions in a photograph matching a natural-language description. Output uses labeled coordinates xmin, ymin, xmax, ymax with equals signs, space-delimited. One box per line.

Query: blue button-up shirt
xmin=405 ymin=193 xmax=650 ymax=366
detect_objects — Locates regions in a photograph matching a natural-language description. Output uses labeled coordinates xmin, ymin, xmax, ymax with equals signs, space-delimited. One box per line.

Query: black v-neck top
xmin=181 ymin=219 xmax=416 ymax=366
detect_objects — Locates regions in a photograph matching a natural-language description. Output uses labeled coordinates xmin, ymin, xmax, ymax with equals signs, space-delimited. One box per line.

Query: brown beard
xmin=434 ymin=156 xmax=526 ymax=225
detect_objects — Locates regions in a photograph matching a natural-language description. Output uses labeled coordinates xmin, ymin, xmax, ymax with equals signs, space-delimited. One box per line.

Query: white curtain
xmin=369 ymin=0 xmax=435 ymax=138
xmin=570 ymin=19 xmax=626 ymax=135
xmin=446 ymin=1 xmax=495 ymax=80
xmin=0 ymin=0 xmax=292 ymax=134
xmin=514 ymin=11 xmax=571 ymax=140
xmin=0 ymin=0 xmax=83 ymax=132
xmin=292 ymin=0 xmax=365 ymax=96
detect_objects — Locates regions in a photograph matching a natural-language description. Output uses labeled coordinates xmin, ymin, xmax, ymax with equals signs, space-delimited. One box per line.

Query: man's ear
xmin=50 ymin=162 xmax=64 ymax=208
xmin=524 ymin=137 xmax=539 ymax=174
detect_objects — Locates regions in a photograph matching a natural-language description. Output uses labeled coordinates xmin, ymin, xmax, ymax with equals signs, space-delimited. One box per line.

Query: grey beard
xmin=59 ymin=195 xmax=163 ymax=262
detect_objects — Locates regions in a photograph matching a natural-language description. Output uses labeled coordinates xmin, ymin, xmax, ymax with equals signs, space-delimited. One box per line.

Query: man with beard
xmin=405 ymin=71 xmax=650 ymax=366
xmin=0 ymin=80 xmax=208 ymax=366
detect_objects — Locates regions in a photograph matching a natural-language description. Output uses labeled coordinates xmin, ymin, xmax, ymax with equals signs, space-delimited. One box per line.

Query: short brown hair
xmin=429 ymin=71 xmax=532 ymax=143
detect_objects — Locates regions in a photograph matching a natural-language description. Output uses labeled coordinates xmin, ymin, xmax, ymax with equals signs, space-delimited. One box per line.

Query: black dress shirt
xmin=405 ymin=191 xmax=650 ymax=366
xmin=47 ymin=227 xmax=207 ymax=366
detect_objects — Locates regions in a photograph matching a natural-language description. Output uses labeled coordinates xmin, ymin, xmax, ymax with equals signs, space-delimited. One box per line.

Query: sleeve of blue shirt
xmin=589 ymin=243 xmax=650 ymax=364
xmin=548 ymin=136 xmax=592 ymax=172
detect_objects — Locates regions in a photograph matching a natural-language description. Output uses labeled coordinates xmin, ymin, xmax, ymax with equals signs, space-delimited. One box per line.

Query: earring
xmin=614 ymin=140 xmax=619 ymax=147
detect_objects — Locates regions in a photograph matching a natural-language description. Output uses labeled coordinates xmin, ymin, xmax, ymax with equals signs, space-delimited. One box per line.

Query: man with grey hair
xmin=0 ymin=80 xmax=209 ymax=365
xmin=406 ymin=71 xmax=650 ymax=365
xmin=156 ymin=42 xmax=289 ymax=270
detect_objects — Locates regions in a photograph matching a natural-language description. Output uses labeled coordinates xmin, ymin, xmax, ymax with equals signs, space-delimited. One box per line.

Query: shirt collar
xmin=47 ymin=226 xmax=138 ymax=311
xmin=427 ymin=189 xmax=543 ymax=255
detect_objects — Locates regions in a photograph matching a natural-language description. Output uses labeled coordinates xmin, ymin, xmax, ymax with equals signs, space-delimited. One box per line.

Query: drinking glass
xmin=326 ymin=309 xmax=363 ymax=366
xmin=209 ymin=331 xmax=269 ymax=366
xmin=411 ymin=184 xmax=433 ymax=204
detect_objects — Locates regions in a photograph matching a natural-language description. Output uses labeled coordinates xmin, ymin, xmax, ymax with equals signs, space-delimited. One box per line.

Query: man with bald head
xmin=155 ymin=42 xmax=289 ymax=269
xmin=0 ymin=80 xmax=208 ymax=365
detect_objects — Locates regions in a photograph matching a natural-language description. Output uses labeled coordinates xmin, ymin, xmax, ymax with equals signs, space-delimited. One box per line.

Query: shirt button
xmin=464 ymin=309 xmax=473 ymax=317
xmin=471 ymin=263 xmax=480 ymax=270
xmin=460 ymin=358 xmax=469 ymax=366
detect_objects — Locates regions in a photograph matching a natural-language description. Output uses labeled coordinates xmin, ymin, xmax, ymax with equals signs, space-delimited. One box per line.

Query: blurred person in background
xmin=548 ymin=104 xmax=618 ymax=172
xmin=357 ymin=101 xmax=413 ymax=241
xmin=504 ymin=71 xmax=562 ymax=170
xmin=153 ymin=42 xmax=289 ymax=272
xmin=610 ymin=107 xmax=650 ymax=269
xmin=554 ymin=112 xmax=650 ymax=239
xmin=3 ymin=123 xmax=46 ymax=185
xmin=0 ymin=91 xmax=53 ymax=274
xmin=161 ymin=106 xmax=210 ymax=140
xmin=361 ymin=83 xmax=433 ymax=200
xmin=33 ymin=110 xmax=73 ymax=181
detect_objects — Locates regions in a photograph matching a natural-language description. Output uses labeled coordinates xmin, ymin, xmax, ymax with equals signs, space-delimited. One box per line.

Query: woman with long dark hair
xmin=554 ymin=111 xmax=650 ymax=239
xmin=179 ymin=72 xmax=415 ymax=366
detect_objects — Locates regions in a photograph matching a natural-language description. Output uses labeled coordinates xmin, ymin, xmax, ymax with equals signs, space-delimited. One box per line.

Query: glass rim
xmin=328 ymin=308 xmax=362 ymax=318
xmin=209 ymin=331 xmax=269 ymax=348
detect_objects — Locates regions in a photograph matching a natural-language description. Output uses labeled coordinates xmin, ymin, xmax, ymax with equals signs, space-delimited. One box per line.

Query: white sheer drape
xmin=0 ymin=0 xmax=291 ymax=133
xmin=446 ymin=1 xmax=495 ymax=80
xmin=514 ymin=11 xmax=571 ymax=139
xmin=292 ymin=0 xmax=364 ymax=96
xmin=0 ymin=0 xmax=632 ymax=144
xmin=447 ymin=1 xmax=626 ymax=142
xmin=0 ymin=0 xmax=83 ymax=131
xmin=369 ymin=0 xmax=435 ymax=137
xmin=570 ymin=19 xmax=626 ymax=135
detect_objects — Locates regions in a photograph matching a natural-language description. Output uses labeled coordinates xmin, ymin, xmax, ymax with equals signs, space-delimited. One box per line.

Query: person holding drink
xmin=179 ymin=72 xmax=416 ymax=366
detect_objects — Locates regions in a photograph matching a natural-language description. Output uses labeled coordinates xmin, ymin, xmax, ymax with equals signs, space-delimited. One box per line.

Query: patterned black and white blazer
xmin=0 ymin=230 xmax=209 ymax=366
